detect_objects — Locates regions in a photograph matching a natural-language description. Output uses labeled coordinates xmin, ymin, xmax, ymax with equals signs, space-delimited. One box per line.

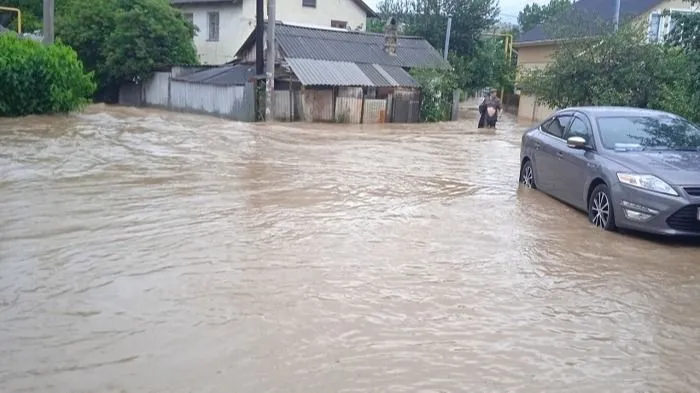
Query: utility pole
xmin=42 ymin=0 xmax=54 ymax=44
xmin=443 ymin=16 xmax=452 ymax=60
xmin=613 ymin=0 xmax=620 ymax=31
xmin=265 ymin=0 xmax=275 ymax=122
xmin=255 ymin=0 xmax=264 ymax=120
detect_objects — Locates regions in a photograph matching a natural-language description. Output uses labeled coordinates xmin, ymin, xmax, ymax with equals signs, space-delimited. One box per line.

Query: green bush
xmin=0 ymin=34 xmax=95 ymax=116
xmin=411 ymin=67 xmax=458 ymax=122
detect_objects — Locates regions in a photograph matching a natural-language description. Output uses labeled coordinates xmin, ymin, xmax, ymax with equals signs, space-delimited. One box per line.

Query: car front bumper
xmin=611 ymin=183 xmax=700 ymax=236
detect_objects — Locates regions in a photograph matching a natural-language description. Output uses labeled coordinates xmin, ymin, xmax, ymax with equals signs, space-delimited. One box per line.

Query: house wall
xmin=175 ymin=2 xmax=251 ymax=65
xmin=514 ymin=0 xmax=699 ymax=122
xmin=175 ymin=0 xmax=369 ymax=65
xmin=275 ymin=0 xmax=368 ymax=31
xmin=515 ymin=45 xmax=556 ymax=122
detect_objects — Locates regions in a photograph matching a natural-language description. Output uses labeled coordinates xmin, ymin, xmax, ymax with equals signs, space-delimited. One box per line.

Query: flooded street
xmin=2 ymin=104 xmax=700 ymax=393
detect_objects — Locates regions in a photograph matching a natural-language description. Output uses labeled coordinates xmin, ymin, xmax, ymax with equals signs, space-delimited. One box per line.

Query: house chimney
xmin=384 ymin=17 xmax=398 ymax=56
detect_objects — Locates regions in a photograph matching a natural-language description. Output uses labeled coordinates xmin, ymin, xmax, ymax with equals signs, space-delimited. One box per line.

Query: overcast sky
xmin=364 ymin=0 xmax=549 ymax=24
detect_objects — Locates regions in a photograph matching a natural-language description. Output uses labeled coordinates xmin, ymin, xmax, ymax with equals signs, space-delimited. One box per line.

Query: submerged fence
xmin=119 ymin=69 xmax=256 ymax=122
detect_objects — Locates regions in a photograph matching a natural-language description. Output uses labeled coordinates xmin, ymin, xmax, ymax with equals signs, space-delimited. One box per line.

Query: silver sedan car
xmin=519 ymin=106 xmax=700 ymax=236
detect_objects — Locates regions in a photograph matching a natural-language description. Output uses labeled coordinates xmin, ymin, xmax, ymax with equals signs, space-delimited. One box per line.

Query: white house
xmin=171 ymin=0 xmax=377 ymax=65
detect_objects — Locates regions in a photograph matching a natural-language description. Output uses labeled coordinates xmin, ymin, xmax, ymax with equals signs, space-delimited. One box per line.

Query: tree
xmin=369 ymin=0 xmax=502 ymax=91
xmin=56 ymin=0 xmax=197 ymax=100
xmin=374 ymin=0 xmax=498 ymax=56
xmin=663 ymin=1 xmax=700 ymax=123
xmin=0 ymin=34 xmax=95 ymax=116
xmin=517 ymin=0 xmax=571 ymax=34
xmin=518 ymin=23 xmax=690 ymax=113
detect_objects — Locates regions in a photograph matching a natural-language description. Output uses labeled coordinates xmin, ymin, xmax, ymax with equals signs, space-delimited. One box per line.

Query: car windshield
xmin=596 ymin=115 xmax=700 ymax=151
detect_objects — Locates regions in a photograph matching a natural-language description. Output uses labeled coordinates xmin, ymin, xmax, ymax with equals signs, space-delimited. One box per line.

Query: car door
xmin=534 ymin=113 xmax=573 ymax=197
xmin=557 ymin=114 xmax=598 ymax=209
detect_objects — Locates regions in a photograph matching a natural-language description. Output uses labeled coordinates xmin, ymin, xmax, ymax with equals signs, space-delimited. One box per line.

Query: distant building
xmin=515 ymin=0 xmax=700 ymax=122
xmin=170 ymin=0 xmax=377 ymax=65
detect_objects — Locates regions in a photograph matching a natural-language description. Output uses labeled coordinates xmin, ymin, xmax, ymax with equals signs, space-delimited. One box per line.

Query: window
xmin=648 ymin=12 xmax=662 ymax=42
xmin=564 ymin=117 xmax=592 ymax=144
xmin=667 ymin=9 xmax=698 ymax=39
xmin=302 ymin=0 xmax=316 ymax=7
xmin=183 ymin=12 xmax=194 ymax=24
xmin=596 ymin=116 xmax=700 ymax=150
xmin=648 ymin=9 xmax=700 ymax=43
xmin=208 ymin=12 xmax=219 ymax=41
xmin=331 ymin=20 xmax=347 ymax=29
xmin=541 ymin=115 xmax=572 ymax=139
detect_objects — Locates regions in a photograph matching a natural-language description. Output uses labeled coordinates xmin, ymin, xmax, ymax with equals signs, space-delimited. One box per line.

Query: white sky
xmin=364 ymin=0 xmax=550 ymax=23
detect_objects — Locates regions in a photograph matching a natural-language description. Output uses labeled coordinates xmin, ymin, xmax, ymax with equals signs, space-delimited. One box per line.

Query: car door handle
xmin=556 ymin=151 xmax=564 ymax=158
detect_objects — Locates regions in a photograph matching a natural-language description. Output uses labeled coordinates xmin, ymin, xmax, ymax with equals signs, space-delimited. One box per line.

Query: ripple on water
xmin=1 ymin=104 xmax=700 ymax=393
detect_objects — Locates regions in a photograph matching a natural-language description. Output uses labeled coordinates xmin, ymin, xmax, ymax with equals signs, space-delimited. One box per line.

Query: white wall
xmin=177 ymin=2 xmax=251 ymax=65
xmin=273 ymin=0 xmax=368 ymax=31
xmin=176 ymin=0 xmax=370 ymax=65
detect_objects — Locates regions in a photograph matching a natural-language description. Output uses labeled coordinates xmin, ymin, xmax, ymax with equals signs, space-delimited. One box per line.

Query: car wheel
xmin=520 ymin=160 xmax=536 ymax=189
xmin=588 ymin=184 xmax=616 ymax=231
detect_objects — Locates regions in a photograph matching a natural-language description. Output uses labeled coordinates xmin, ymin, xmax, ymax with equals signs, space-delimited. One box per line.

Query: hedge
xmin=0 ymin=34 xmax=95 ymax=116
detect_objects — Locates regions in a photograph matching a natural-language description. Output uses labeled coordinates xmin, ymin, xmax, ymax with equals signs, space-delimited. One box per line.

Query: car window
xmin=597 ymin=115 xmax=700 ymax=150
xmin=565 ymin=117 xmax=593 ymax=142
xmin=541 ymin=115 xmax=572 ymax=139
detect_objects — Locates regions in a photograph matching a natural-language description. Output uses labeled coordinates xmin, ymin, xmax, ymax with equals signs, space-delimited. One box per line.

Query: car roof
xmin=557 ymin=106 xmax=675 ymax=118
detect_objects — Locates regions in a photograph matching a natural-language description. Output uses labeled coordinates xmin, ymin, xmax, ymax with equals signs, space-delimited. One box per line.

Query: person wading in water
xmin=478 ymin=88 xmax=503 ymax=129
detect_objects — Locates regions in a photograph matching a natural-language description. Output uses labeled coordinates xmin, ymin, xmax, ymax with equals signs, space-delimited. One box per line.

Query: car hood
xmin=608 ymin=151 xmax=700 ymax=185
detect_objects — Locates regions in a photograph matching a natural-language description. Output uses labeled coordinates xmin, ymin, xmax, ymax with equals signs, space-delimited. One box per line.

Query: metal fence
xmin=118 ymin=71 xmax=256 ymax=122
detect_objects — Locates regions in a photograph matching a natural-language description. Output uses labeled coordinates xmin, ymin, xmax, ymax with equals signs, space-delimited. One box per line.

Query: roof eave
xmin=513 ymin=39 xmax=561 ymax=48
xmin=351 ymin=0 xmax=378 ymax=17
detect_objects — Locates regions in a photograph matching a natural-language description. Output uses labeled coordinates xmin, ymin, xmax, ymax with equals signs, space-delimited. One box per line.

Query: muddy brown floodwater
xmin=1 ymin=103 xmax=700 ymax=393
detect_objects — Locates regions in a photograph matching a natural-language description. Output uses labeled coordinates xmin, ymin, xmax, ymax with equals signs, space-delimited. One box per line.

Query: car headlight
xmin=616 ymin=173 xmax=678 ymax=196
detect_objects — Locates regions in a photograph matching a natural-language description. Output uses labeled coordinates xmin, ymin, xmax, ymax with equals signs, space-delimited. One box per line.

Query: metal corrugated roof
xmin=356 ymin=63 xmax=419 ymax=87
xmin=237 ymin=23 xmax=448 ymax=69
xmin=173 ymin=64 xmax=255 ymax=86
xmin=286 ymin=58 xmax=374 ymax=86
xmin=276 ymin=24 xmax=446 ymax=68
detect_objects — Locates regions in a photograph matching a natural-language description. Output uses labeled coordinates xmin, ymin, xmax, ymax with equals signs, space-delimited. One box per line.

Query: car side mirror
xmin=567 ymin=136 xmax=587 ymax=149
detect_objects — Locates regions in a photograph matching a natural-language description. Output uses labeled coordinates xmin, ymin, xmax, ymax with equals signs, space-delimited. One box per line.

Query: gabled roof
xmin=236 ymin=22 xmax=448 ymax=69
xmin=350 ymin=0 xmax=377 ymax=17
xmin=516 ymin=0 xmax=664 ymax=46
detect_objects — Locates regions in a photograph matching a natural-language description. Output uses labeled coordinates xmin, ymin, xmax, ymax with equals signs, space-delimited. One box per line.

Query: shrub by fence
xmin=0 ymin=34 xmax=95 ymax=117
